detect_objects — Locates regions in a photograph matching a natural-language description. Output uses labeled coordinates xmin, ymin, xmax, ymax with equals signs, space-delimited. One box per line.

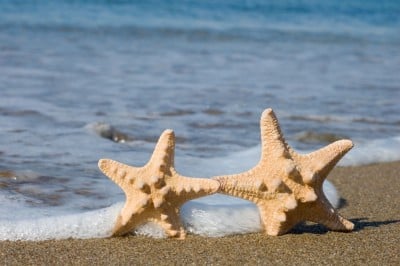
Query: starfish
xmin=214 ymin=108 xmax=354 ymax=236
xmin=98 ymin=129 xmax=220 ymax=239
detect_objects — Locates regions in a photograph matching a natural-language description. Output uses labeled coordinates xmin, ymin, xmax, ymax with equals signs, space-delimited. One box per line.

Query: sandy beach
xmin=1 ymin=161 xmax=399 ymax=265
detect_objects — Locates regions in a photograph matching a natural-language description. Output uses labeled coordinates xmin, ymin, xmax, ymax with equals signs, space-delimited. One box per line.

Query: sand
xmin=1 ymin=161 xmax=399 ymax=265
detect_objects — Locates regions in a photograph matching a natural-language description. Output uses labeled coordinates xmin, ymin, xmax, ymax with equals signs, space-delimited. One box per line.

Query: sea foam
xmin=339 ymin=135 xmax=400 ymax=166
xmin=0 ymin=203 xmax=121 ymax=241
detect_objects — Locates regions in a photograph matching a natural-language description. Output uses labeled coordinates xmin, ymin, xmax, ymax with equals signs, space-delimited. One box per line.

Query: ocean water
xmin=0 ymin=0 xmax=399 ymax=240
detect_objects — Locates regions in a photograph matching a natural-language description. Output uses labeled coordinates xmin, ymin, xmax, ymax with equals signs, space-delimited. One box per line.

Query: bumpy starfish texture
xmin=214 ymin=108 xmax=354 ymax=236
xmin=98 ymin=129 xmax=220 ymax=239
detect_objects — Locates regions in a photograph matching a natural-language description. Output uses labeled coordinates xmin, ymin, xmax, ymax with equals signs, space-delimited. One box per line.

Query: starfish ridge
xmin=214 ymin=108 xmax=354 ymax=236
xmin=98 ymin=129 xmax=220 ymax=239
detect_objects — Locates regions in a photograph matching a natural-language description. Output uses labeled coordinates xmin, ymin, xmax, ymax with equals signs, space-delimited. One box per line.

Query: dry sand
xmin=1 ymin=161 xmax=399 ymax=265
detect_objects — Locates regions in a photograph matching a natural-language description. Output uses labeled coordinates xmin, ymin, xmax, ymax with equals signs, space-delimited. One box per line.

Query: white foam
xmin=181 ymin=199 xmax=261 ymax=237
xmin=0 ymin=203 xmax=122 ymax=241
xmin=339 ymin=135 xmax=400 ymax=166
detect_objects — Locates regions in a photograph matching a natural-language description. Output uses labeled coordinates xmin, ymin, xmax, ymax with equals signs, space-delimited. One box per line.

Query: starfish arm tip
xmin=264 ymin=223 xmax=288 ymax=236
xmin=328 ymin=218 xmax=354 ymax=232
xmin=261 ymin=108 xmax=277 ymax=125
xmin=98 ymin=158 xmax=111 ymax=173
xmin=149 ymin=129 xmax=177 ymax=166
xmin=163 ymin=128 xmax=174 ymax=135
xmin=328 ymin=139 xmax=354 ymax=156
xmin=259 ymin=108 xmax=288 ymax=158
xmin=157 ymin=129 xmax=176 ymax=146
xmin=265 ymin=230 xmax=280 ymax=236
xmin=342 ymin=219 xmax=355 ymax=231
xmin=262 ymin=108 xmax=274 ymax=116
xmin=340 ymin=139 xmax=354 ymax=151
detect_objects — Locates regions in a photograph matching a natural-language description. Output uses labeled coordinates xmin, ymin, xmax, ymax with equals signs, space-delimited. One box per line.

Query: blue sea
xmin=0 ymin=0 xmax=399 ymax=240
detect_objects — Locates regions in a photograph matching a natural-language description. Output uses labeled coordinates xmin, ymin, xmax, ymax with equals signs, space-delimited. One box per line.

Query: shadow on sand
xmin=289 ymin=218 xmax=400 ymax=235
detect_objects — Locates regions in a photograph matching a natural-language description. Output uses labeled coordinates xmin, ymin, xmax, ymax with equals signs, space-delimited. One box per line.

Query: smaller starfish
xmin=214 ymin=108 xmax=354 ymax=236
xmin=98 ymin=129 xmax=220 ymax=239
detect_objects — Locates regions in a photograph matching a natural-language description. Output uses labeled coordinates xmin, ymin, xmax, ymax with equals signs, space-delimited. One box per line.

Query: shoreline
xmin=1 ymin=161 xmax=400 ymax=265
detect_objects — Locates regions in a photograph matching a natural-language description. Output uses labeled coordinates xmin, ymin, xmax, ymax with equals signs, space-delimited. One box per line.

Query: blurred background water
xmin=0 ymin=0 xmax=399 ymax=220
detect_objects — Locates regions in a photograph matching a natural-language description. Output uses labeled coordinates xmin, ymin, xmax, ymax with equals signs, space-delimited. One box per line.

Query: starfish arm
xmin=171 ymin=172 xmax=220 ymax=203
xmin=148 ymin=129 xmax=176 ymax=169
xmin=259 ymin=206 xmax=291 ymax=236
xmin=214 ymin=166 xmax=292 ymax=203
xmin=290 ymin=140 xmax=353 ymax=184
xmin=316 ymin=212 xmax=354 ymax=232
xmin=213 ymin=170 xmax=266 ymax=202
xmin=155 ymin=208 xmax=186 ymax=239
xmin=259 ymin=108 xmax=290 ymax=160
xmin=305 ymin=139 xmax=353 ymax=181
xmin=98 ymin=159 xmax=145 ymax=193
xmin=258 ymin=195 xmax=299 ymax=236
xmin=112 ymin=193 xmax=152 ymax=236
xmin=305 ymin=199 xmax=354 ymax=231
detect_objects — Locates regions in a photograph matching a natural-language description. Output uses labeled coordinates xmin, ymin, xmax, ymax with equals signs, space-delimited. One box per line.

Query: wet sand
xmin=1 ymin=162 xmax=399 ymax=265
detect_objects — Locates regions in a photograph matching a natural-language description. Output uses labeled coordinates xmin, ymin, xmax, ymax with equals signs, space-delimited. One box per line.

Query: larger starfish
xmin=214 ymin=108 xmax=354 ymax=236
xmin=98 ymin=129 xmax=220 ymax=239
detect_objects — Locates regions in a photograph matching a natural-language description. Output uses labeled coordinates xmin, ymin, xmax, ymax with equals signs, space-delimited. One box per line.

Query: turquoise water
xmin=0 ymin=0 xmax=399 ymax=226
